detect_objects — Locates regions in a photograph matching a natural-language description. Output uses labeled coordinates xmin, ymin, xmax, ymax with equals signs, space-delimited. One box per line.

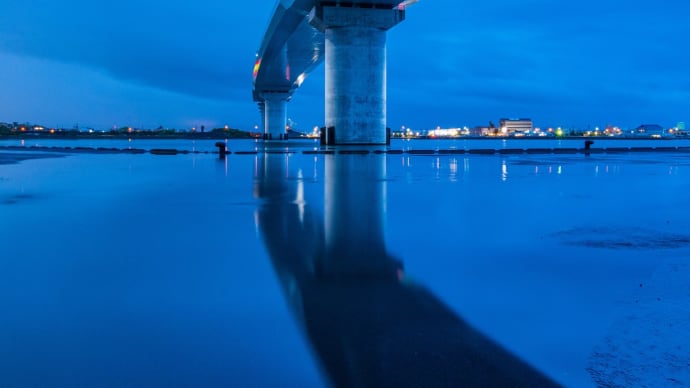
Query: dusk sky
xmin=1 ymin=0 xmax=688 ymax=132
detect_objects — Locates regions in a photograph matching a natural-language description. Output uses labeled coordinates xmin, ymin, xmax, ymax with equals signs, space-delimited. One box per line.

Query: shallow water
xmin=2 ymin=144 xmax=689 ymax=386
xmin=3 ymin=136 xmax=690 ymax=153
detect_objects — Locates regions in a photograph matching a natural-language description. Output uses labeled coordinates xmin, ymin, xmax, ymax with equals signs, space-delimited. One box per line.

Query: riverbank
xmin=0 ymin=132 xmax=253 ymax=140
xmin=3 ymin=143 xmax=690 ymax=157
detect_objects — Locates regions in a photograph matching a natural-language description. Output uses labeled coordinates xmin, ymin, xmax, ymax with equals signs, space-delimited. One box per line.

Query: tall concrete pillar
xmin=258 ymin=101 xmax=266 ymax=136
xmin=263 ymin=92 xmax=290 ymax=140
xmin=313 ymin=5 xmax=404 ymax=145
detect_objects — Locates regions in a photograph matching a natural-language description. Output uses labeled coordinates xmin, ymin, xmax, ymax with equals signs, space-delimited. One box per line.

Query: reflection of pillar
xmin=322 ymin=154 xmax=395 ymax=278
xmin=254 ymin=152 xmax=321 ymax=286
xmin=263 ymin=92 xmax=290 ymax=140
xmin=253 ymin=153 xmax=289 ymax=200
xmin=313 ymin=5 xmax=404 ymax=145
xmin=255 ymin=152 xmax=558 ymax=387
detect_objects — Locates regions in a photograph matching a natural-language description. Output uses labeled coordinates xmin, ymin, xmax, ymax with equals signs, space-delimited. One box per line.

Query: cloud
xmin=1 ymin=0 xmax=689 ymax=130
xmin=384 ymin=0 xmax=690 ymax=129
xmin=0 ymin=51 xmax=255 ymax=129
xmin=0 ymin=0 xmax=267 ymax=100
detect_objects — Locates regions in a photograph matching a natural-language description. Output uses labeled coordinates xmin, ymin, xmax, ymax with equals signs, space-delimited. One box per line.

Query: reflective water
xmin=2 ymin=143 xmax=690 ymax=387
xmin=2 ymin=137 xmax=690 ymax=153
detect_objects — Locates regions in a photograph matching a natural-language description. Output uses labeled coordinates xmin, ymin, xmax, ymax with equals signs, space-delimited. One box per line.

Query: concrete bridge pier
xmin=313 ymin=5 xmax=404 ymax=145
xmin=257 ymin=101 xmax=266 ymax=137
xmin=263 ymin=92 xmax=290 ymax=140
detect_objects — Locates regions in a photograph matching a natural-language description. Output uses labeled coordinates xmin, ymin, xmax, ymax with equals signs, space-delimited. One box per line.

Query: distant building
xmin=604 ymin=125 xmax=623 ymax=136
xmin=676 ymin=122 xmax=686 ymax=136
xmin=427 ymin=127 xmax=468 ymax=137
xmin=472 ymin=126 xmax=491 ymax=136
xmin=634 ymin=124 xmax=667 ymax=138
xmin=499 ymin=118 xmax=533 ymax=135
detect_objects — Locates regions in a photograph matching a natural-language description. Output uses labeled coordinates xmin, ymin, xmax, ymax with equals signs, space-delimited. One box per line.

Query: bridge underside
xmin=253 ymin=1 xmax=405 ymax=145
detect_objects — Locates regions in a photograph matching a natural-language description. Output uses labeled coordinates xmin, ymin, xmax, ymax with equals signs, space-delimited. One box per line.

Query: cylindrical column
xmin=264 ymin=92 xmax=289 ymax=140
xmin=325 ymin=26 xmax=387 ymax=145
xmin=259 ymin=102 xmax=266 ymax=134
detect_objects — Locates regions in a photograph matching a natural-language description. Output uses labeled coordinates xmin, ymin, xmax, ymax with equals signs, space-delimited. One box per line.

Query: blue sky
xmin=1 ymin=0 xmax=688 ymax=131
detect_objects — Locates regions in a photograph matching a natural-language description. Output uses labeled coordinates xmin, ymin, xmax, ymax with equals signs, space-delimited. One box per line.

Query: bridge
xmin=252 ymin=1 xmax=412 ymax=145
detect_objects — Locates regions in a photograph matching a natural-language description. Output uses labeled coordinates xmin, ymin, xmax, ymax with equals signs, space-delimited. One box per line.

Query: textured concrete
xmin=319 ymin=6 xmax=403 ymax=145
xmin=258 ymin=101 xmax=266 ymax=136
xmin=325 ymin=26 xmax=387 ymax=144
xmin=254 ymin=2 xmax=405 ymax=145
xmin=263 ymin=92 xmax=290 ymax=140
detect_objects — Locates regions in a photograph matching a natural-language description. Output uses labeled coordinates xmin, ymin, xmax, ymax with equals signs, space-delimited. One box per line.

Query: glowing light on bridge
xmin=295 ymin=73 xmax=306 ymax=87
xmin=397 ymin=0 xmax=419 ymax=10
xmin=253 ymin=58 xmax=262 ymax=79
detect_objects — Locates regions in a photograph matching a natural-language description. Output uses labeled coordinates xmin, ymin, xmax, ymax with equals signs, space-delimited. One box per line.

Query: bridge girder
xmin=253 ymin=1 xmax=407 ymax=143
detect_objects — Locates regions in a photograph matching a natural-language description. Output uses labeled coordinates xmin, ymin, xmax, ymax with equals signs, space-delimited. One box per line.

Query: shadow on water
xmin=1 ymin=193 xmax=36 ymax=205
xmin=556 ymin=227 xmax=690 ymax=250
xmin=253 ymin=152 xmax=560 ymax=387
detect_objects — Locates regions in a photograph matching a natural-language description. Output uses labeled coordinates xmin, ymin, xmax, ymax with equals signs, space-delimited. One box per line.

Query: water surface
xmin=2 ymin=143 xmax=689 ymax=386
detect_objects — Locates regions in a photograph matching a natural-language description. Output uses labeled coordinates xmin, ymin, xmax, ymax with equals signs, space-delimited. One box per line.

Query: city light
xmin=427 ymin=127 xmax=469 ymax=137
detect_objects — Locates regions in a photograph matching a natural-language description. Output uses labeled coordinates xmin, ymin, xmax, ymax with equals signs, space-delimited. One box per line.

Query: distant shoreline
xmin=391 ymin=136 xmax=689 ymax=141
xmin=1 ymin=134 xmax=689 ymax=141
xmin=0 ymin=133 xmax=253 ymax=140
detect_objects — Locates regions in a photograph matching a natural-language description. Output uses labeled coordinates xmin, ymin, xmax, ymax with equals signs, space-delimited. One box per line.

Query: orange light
xmin=253 ymin=59 xmax=262 ymax=79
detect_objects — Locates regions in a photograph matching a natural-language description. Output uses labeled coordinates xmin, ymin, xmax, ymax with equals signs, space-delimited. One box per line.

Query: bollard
xmin=585 ymin=140 xmax=594 ymax=150
xmin=215 ymin=142 xmax=226 ymax=159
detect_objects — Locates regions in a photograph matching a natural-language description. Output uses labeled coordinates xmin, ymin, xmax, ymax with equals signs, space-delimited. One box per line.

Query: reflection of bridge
xmin=252 ymin=1 xmax=408 ymax=145
xmin=253 ymin=153 xmax=560 ymax=387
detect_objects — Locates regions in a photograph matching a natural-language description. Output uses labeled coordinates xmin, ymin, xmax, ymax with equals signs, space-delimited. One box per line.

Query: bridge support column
xmin=257 ymin=101 xmax=266 ymax=137
xmin=263 ymin=92 xmax=290 ymax=141
xmin=313 ymin=5 xmax=404 ymax=145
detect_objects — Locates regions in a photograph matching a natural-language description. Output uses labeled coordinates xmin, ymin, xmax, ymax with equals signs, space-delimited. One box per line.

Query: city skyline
xmin=1 ymin=0 xmax=688 ymax=132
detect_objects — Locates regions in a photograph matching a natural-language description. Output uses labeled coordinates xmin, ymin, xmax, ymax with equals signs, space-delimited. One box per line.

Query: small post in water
xmin=215 ymin=142 xmax=227 ymax=159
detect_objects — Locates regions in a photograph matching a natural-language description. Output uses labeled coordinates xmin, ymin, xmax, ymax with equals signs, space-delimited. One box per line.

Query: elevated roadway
xmin=253 ymin=1 xmax=409 ymax=144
